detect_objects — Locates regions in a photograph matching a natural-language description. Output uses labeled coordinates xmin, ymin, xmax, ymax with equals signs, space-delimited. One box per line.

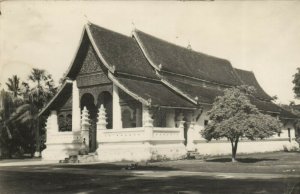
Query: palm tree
xmin=0 ymin=69 xmax=57 ymax=158
xmin=6 ymin=75 xmax=21 ymax=99
xmin=27 ymin=68 xmax=57 ymax=157
xmin=28 ymin=69 xmax=45 ymax=157
xmin=0 ymin=90 xmax=15 ymax=158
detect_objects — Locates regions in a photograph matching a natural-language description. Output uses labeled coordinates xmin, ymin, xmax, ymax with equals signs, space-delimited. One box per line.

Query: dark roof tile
xmin=162 ymin=77 xmax=223 ymax=104
xmin=88 ymin=24 xmax=158 ymax=80
xmin=134 ymin=30 xmax=242 ymax=86
xmin=234 ymin=68 xmax=273 ymax=101
xmin=114 ymin=77 xmax=195 ymax=108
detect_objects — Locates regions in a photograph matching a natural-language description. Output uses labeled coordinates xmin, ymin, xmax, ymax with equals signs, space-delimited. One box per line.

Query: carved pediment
xmin=79 ymin=44 xmax=102 ymax=75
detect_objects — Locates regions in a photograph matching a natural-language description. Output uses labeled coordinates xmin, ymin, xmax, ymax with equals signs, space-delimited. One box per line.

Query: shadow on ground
xmin=205 ymin=157 xmax=278 ymax=163
xmin=0 ymin=168 xmax=299 ymax=194
xmin=56 ymin=163 xmax=177 ymax=171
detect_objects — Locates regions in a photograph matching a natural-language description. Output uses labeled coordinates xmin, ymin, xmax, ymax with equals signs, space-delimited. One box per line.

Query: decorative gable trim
xmin=85 ymin=23 xmax=116 ymax=74
xmin=108 ymin=72 xmax=151 ymax=106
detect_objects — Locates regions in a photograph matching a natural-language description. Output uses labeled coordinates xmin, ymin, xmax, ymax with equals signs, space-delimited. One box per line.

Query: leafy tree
xmin=281 ymin=102 xmax=300 ymax=146
xmin=6 ymin=75 xmax=22 ymax=98
xmin=201 ymin=86 xmax=282 ymax=162
xmin=0 ymin=90 xmax=15 ymax=157
xmin=24 ymin=68 xmax=57 ymax=157
xmin=0 ymin=68 xmax=57 ymax=158
xmin=292 ymin=67 xmax=300 ymax=98
xmin=0 ymin=89 xmax=30 ymax=158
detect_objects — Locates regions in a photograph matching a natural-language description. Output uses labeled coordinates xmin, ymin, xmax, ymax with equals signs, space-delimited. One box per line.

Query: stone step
xmin=61 ymin=153 xmax=98 ymax=164
xmin=186 ymin=151 xmax=202 ymax=160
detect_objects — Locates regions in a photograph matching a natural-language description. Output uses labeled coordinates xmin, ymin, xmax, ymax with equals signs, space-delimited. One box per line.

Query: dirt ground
xmin=0 ymin=151 xmax=299 ymax=194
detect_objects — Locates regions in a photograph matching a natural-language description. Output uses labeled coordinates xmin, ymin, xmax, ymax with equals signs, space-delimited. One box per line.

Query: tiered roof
xmin=133 ymin=30 xmax=241 ymax=86
xmin=234 ymin=68 xmax=273 ymax=101
xmin=40 ymin=22 xmax=298 ymax=119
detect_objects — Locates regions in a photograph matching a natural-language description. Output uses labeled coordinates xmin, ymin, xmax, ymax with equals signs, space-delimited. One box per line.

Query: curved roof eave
xmin=64 ymin=23 xmax=116 ymax=80
xmin=132 ymin=29 xmax=239 ymax=87
xmin=132 ymin=30 xmax=160 ymax=72
xmin=38 ymin=80 xmax=73 ymax=117
xmin=64 ymin=26 xmax=87 ymax=80
xmin=84 ymin=23 xmax=116 ymax=73
xmin=155 ymin=71 xmax=198 ymax=105
xmin=234 ymin=68 xmax=273 ymax=101
xmin=108 ymin=72 xmax=151 ymax=106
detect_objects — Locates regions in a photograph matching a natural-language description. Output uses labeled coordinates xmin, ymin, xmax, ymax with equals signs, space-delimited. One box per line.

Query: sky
xmin=0 ymin=1 xmax=300 ymax=104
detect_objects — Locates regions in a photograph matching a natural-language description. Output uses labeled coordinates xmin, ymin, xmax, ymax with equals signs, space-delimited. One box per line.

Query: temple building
xmin=39 ymin=22 xmax=298 ymax=162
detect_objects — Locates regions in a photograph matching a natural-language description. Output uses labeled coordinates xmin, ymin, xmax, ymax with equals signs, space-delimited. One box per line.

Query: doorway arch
xmin=97 ymin=91 xmax=112 ymax=129
xmin=80 ymin=93 xmax=97 ymax=152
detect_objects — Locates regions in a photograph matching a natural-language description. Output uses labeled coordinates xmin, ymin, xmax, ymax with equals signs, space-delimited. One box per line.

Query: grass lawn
xmin=143 ymin=151 xmax=300 ymax=175
xmin=0 ymin=151 xmax=299 ymax=194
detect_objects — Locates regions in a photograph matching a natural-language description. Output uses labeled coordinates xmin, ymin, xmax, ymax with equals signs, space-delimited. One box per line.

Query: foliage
xmin=201 ymin=86 xmax=282 ymax=162
xmin=0 ymin=68 xmax=57 ymax=158
xmin=279 ymin=103 xmax=300 ymax=147
xmin=6 ymin=75 xmax=22 ymax=98
xmin=0 ymin=90 xmax=34 ymax=158
xmin=23 ymin=68 xmax=57 ymax=156
xmin=292 ymin=67 xmax=300 ymax=98
xmin=25 ymin=68 xmax=57 ymax=110
xmin=293 ymin=120 xmax=300 ymax=146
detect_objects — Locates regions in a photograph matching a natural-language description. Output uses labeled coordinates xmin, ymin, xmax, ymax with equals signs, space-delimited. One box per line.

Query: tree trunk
xmin=34 ymin=123 xmax=40 ymax=157
xmin=231 ymin=138 xmax=239 ymax=162
xmin=34 ymin=80 xmax=41 ymax=157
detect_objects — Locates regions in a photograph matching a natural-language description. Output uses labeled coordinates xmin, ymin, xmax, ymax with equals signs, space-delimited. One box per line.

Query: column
xmin=113 ymin=84 xmax=122 ymax=129
xmin=143 ymin=105 xmax=153 ymax=138
xmin=46 ymin=110 xmax=59 ymax=137
xmin=186 ymin=111 xmax=196 ymax=151
xmin=176 ymin=112 xmax=185 ymax=141
xmin=72 ymin=80 xmax=81 ymax=132
xmin=194 ymin=108 xmax=204 ymax=141
xmin=42 ymin=110 xmax=59 ymax=158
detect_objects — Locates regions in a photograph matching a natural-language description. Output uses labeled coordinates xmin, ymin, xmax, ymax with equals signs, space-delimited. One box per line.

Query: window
xmin=57 ymin=113 xmax=72 ymax=132
xmin=66 ymin=114 xmax=72 ymax=131
xmin=58 ymin=115 xmax=65 ymax=131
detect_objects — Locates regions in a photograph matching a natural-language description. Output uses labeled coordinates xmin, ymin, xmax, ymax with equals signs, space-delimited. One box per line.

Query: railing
xmin=98 ymin=127 xmax=147 ymax=143
xmin=152 ymin=127 xmax=183 ymax=141
xmin=98 ymin=127 xmax=184 ymax=143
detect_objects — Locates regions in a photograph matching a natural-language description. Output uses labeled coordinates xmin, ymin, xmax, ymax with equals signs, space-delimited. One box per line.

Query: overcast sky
xmin=0 ymin=1 xmax=300 ymax=104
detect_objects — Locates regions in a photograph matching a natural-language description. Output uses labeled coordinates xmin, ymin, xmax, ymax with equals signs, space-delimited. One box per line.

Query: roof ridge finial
xmin=131 ymin=21 xmax=136 ymax=30
xmin=84 ymin=14 xmax=91 ymax=25
xmin=131 ymin=21 xmax=137 ymax=36
xmin=187 ymin=41 xmax=192 ymax=50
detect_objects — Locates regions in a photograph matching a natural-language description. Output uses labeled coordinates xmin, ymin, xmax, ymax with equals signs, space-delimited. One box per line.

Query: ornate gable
xmin=76 ymin=43 xmax=111 ymax=88
xmin=78 ymin=44 xmax=102 ymax=75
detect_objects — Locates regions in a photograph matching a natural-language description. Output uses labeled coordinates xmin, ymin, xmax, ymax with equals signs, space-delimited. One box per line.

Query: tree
xmin=201 ymin=86 xmax=282 ymax=162
xmin=6 ymin=75 xmax=21 ymax=98
xmin=292 ymin=67 xmax=300 ymax=98
xmin=25 ymin=68 xmax=57 ymax=157
xmin=0 ymin=69 xmax=57 ymax=158
xmin=0 ymin=90 xmax=15 ymax=157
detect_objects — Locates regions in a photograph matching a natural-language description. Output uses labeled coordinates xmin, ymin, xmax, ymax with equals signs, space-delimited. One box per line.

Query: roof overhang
xmin=38 ymin=80 xmax=73 ymax=117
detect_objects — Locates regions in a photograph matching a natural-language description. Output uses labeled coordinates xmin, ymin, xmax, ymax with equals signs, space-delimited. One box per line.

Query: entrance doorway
xmin=81 ymin=93 xmax=97 ymax=152
xmin=97 ymin=91 xmax=112 ymax=129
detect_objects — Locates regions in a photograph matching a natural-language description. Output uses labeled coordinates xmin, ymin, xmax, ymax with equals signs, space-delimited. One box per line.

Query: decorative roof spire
xmin=131 ymin=21 xmax=136 ymax=29
xmin=84 ymin=14 xmax=91 ymax=25
xmin=187 ymin=41 xmax=192 ymax=50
